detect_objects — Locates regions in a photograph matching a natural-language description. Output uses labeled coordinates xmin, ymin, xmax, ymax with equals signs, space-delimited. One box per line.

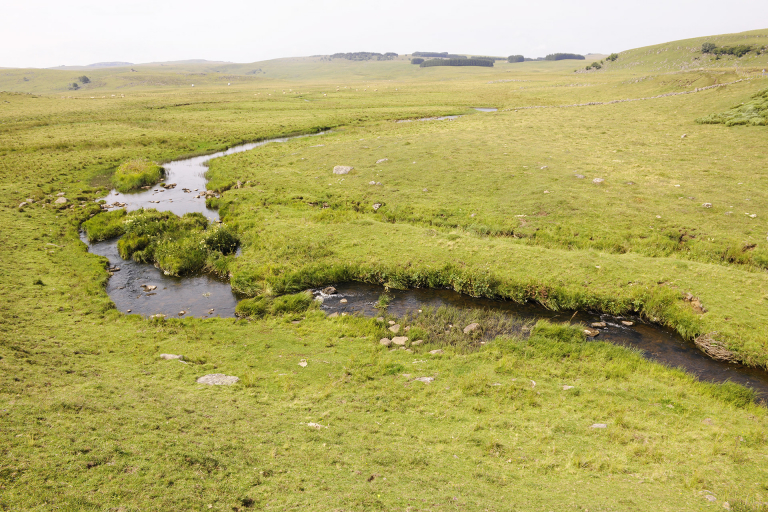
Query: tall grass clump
xmin=82 ymin=209 xmax=126 ymax=242
xmin=696 ymin=88 xmax=768 ymax=126
xmin=235 ymin=291 xmax=315 ymax=318
xmin=112 ymin=159 xmax=164 ymax=192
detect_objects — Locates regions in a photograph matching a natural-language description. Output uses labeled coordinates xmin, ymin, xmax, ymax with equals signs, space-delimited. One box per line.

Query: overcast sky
xmin=3 ymin=0 xmax=767 ymax=68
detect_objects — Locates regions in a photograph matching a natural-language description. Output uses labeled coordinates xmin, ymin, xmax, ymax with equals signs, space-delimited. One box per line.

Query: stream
xmin=84 ymin=132 xmax=768 ymax=400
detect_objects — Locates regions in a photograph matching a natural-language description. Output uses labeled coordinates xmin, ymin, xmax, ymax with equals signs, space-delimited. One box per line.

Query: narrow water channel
xmin=84 ymin=132 xmax=768 ymax=401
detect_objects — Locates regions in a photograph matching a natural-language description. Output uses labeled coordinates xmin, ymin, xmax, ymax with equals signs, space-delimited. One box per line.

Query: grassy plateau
xmin=2 ymin=29 xmax=768 ymax=510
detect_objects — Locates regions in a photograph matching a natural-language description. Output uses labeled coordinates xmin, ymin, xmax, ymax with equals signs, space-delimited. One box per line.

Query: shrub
xmin=590 ymin=61 xmax=602 ymax=70
xmin=411 ymin=58 xmax=424 ymax=65
xmin=606 ymin=53 xmax=619 ymax=61
xmin=701 ymin=42 xmax=716 ymax=54
xmin=78 ymin=75 xmax=90 ymax=84
xmin=202 ymin=225 xmax=239 ymax=254
xmin=235 ymin=296 xmax=269 ymax=318
xmin=154 ymin=233 xmax=208 ymax=275
xmin=545 ymin=53 xmax=585 ymax=61
xmin=507 ymin=55 xmax=524 ymax=63
xmin=69 ymin=82 xmax=79 ymax=90
xmin=235 ymin=291 xmax=314 ymax=318
xmin=113 ymin=159 xmax=164 ymax=192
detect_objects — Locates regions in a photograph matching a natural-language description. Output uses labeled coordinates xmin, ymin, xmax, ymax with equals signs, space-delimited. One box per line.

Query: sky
xmin=3 ymin=0 xmax=767 ymax=68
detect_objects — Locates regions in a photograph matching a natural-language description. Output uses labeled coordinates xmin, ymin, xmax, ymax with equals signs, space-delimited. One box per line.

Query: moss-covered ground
xmin=2 ymin=29 xmax=768 ymax=510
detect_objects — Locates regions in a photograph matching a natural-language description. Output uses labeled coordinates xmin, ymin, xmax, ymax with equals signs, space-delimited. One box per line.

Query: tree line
xmin=420 ymin=59 xmax=494 ymax=68
xmin=331 ymin=52 xmax=398 ymax=61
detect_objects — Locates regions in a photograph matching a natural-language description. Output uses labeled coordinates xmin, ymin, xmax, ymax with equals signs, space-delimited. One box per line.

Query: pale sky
xmin=3 ymin=0 xmax=767 ymax=68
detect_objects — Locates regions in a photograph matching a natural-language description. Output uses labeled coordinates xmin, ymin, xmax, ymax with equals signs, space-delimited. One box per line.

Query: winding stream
xmin=84 ymin=132 xmax=768 ymax=400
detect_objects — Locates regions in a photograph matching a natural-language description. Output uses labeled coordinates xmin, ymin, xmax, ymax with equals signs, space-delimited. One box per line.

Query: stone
xmin=376 ymin=158 xmax=388 ymax=164
xmin=369 ymin=181 xmax=376 ymax=185
xmin=18 ymin=202 xmax=27 ymax=208
xmin=333 ymin=165 xmax=353 ymax=175
xmin=621 ymin=320 xmax=634 ymax=326
xmin=574 ymin=174 xmax=585 ymax=179
xmin=141 ymin=284 xmax=157 ymax=291
xmin=702 ymin=203 xmax=712 ymax=208
xmin=307 ymin=422 xmax=325 ymax=429
xmin=422 ymin=188 xmax=428 ymax=192
xmin=562 ymin=385 xmax=575 ymax=390
xmin=463 ymin=323 xmax=480 ymax=334
xmin=322 ymin=286 xmax=337 ymax=295
xmin=54 ymin=197 xmax=67 ymax=204
xmin=592 ymin=178 xmax=604 ymax=184
xmin=389 ymin=324 xmax=401 ymax=334
xmin=388 ymin=320 xmax=395 ymax=325
xmin=590 ymin=423 xmax=607 ymax=429
xmin=704 ymin=495 xmax=717 ymax=502
xmin=372 ymin=203 xmax=382 ymax=211
xmin=429 ymin=349 xmax=444 ymax=355
xmin=328 ymin=312 xmax=339 ymax=318
xmin=379 ymin=338 xmax=392 ymax=347
xmin=56 ymin=192 xmax=65 ymax=196
xmin=702 ymin=418 xmax=714 ymax=425
xmin=160 ymin=354 xmax=183 ymax=360
xmin=376 ymin=317 xmax=384 ymax=322
xmin=179 ymin=311 xmax=186 ymax=316
xmin=411 ymin=339 xmax=423 ymax=346
xmin=415 ymin=377 xmax=434 ymax=383
xmin=583 ymin=328 xmax=599 ymax=337
xmin=540 ymin=166 xmax=548 ymax=170
xmin=392 ymin=336 xmax=408 ymax=346
xmin=681 ymin=134 xmax=687 ymax=139
xmin=298 ymin=360 xmax=307 ymax=367
xmin=196 ymin=374 xmax=239 ymax=385
xmin=339 ymin=298 xmax=348 ymax=303
xmin=590 ymin=322 xmax=606 ymax=328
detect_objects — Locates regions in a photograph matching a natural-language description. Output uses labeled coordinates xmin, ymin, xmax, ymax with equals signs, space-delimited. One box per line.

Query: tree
xmin=606 ymin=53 xmax=619 ymax=62
xmin=78 ymin=75 xmax=90 ymax=84
xmin=508 ymin=55 xmax=524 ymax=63
xmin=701 ymin=42 xmax=716 ymax=54
xmin=411 ymin=58 xmax=424 ymax=65
xmin=69 ymin=82 xmax=79 ymax=90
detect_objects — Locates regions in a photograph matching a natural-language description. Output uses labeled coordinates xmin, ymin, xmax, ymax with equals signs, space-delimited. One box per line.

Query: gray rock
xmin=583 ymin=328 xmax=600 ymax=337
xmin=574 ymin=174 xmax=585 ymax=179
xmin=56 ymin=192 xmax=65 ymax=196
xmin=333 ymin=165 xmax=353 ymax=175
xmin=590 ymin=423 xmax=607 ymax=429
xmin=339 ymin=298 xmax=348 ymax=303
xmin=590 ymin=322 xmax=606 ymax=328
xmin=704 ymin=495 xmax=716 ymax=502
xmin=373 ymin=203 xmax=382 ymax=211
xmin=702 ymin=203 xmax=712 ymax=208
xmin=415 ymin=376 xmax=434 ymax=383
xmin=322 ymin=286 xmax=337 ymax=295
xmin=54 ymin=197 xmax=68 ymax=204
xmin=160 ymin=353 xmax=183 ymax=360
xmin=429 ymin=349 xmax=444 ymax=355
xmin=592 ymin=178 xmax=604 ymax=184
xmin=411 ymin=339 xmax=423 ymax=346
xmin=18 ymin=202 xmax=27 ymax=209
xmin=196 ymin=374 xmax=239 ymax=385
xmin=328 ymin=312 xmax=339 ymax=318
xmin=389 ymin=324 xmax=401 ymax=334
xmin=562 ymin=385 xmax=575 ymax=390
xmin=376 ymin=317 xmax=384 ymax=322
xmin=391 ymin=336 xmax=408 ymax=346
xmin=388 ymin=320 xmax=396 ymax=325
xmin=463 ymin=323 xmax=479 ymax=334
xmin=621 ymin=320 xmax=634 ymax=326
xmin=376 ymin=158 xmax=389 ymax=164
xmin=380 ymin=338 xmax=392 ymax=347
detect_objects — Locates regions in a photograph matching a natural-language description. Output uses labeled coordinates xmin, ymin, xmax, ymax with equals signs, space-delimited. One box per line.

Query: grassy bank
xmin=2 ymin=29 xmax=768 ymax=509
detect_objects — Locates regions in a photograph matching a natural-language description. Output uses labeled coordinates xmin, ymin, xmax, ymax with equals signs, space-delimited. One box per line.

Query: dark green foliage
xmin=702 ymin=43 xmax=754 ymax=58
xmin=696 ymin=88 xmax=768 ymax=126
xmin=471 ymin=56 xmax=505 ymax=61
xmin=413 ymin=52 xmax=467 ymax=59
xmin=507 ymin=55 xmax=524 ymax=63
xmin=82 ymin=209 xmax=126 ymax=242
xmin=235 ymin=291 xmax=314 ymax=318
xmin=421 ymin=59 xmax=493 ymax=68
xmin=69 ymin=82 xmax=79 ymax=90
xmin=330 ymin=52 xmax=397 ymax=61
xmin=78 ymin=76 xmax=90 ymax=84
xmin=586 ymin=61 xmax=602 ymax=70
xmin=410 ymin=58 xmax=424 ymax=65
xmin=545 ymin=53 xmax=585 ymax=61
xmin=113 ymin=159 xmax=164 ymax=192
xmin=203 ymin=225 xmax=239 ymax=254
xmin=700 ymin=381 xmax=756 ymax=408
xmin=606 ymin=53 xmax=619 ymax=62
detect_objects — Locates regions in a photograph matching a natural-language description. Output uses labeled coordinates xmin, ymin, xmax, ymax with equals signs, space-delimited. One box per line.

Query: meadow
xmin=2 ymin=28 xmax=768 ymax=510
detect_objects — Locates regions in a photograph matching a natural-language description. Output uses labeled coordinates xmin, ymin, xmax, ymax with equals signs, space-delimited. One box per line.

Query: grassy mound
xmin=697 ymin=88 xmax=768 ymax=126
xmin=112 ymin=159 xmax=164 ymax=192
xmin=235 ymin=291 xmax=315 ymax=318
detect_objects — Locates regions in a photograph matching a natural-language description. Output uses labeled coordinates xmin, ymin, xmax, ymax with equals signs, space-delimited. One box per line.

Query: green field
xmin=2 ymin=29 xmax=768 ymax=510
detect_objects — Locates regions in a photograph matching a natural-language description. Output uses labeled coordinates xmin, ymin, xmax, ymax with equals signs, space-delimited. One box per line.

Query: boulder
xmin=372 ymin=203 xmax=382 ymax=211
xmin=389 ymin=324 xmax=401 ymax=334
xmin=379 ymin=338 xmax=392 ymax=347
xmin=621 ymin=320 xmax=634 ymax=326
xmin=463 ymin=323 xmax=480 ymax=334
xmin=429 ymin=349 xmax=444 ymax=355
xmin=590 ymin=322 xmax=606 ymax=328
xmin=322 ymin=286 xmax=337 ymax=295
xmin=339 ymin=298 xmax=348 ymax=303
xmin=391 ymin=336 xmax=408 ymax=346
xmin=196 ymin=374 xmax=239 ymax=385
xmin=333 ymin=166 xmax=353 ymax=175
xmin=592 ymin=178 xmax=604 ymax=184
xmin=54 ymin=197 xmax=68 ymax=204
xmin=160 ymin=353 xmax=183 ymax=360
xmin=411 ymin=339 xmax=423 ymax=346
xmin=583 ymin=328 xmax=599 ymax=337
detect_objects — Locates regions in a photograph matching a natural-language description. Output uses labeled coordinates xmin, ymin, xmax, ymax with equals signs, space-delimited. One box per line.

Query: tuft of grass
xmin=235 ymin=291 xmax=315 ymax=318
xmin=81 ymin=209 xmax=126 ymax=242
xmin=112 ymin=159 xmax=164 ymax=192
xmin=697 ymin=88 xmax=768 ymax=126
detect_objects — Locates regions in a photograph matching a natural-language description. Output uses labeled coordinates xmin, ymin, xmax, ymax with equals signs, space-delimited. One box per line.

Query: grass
xmin=2 ymin=27 xmax=768 ymax=510
xmin=698 ymin=87 xmax=768 ymax=125
xmin=112 ymin=159 xmax=164 ymax=192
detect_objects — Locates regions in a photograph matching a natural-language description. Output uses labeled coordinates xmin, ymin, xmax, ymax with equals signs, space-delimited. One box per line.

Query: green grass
xmin=698 ymin=87 xmax=768 ymax=125
xmin=112 ymin=159 xmax=164 ymax=192
xmin=2 ymin=28 xmax=768 ymax=510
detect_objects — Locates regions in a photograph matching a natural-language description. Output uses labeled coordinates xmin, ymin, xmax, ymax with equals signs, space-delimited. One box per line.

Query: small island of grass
xmin=112 ymin=158 xmax=164 ymax=192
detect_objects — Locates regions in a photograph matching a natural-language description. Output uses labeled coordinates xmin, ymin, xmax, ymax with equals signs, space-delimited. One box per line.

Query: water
xmin=474 ymin=107 xmax=498 ymax=112
xmin=84 ymin=133 xmax=768 ymax=400
xmin=317 ymin=282 xmax=768 ymax=400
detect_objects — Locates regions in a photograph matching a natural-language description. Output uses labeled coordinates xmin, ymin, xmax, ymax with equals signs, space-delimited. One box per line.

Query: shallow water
xmin=317 ymin=282 xmax=768 ymax=400
xmin=473 ymin=107 xmax=498 ymax=112
xmin=84 ymin=132 xmax=768 ymax=400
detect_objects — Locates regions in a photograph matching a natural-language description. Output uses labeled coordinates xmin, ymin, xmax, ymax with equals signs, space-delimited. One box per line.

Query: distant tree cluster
xmin=507 ymin=55 xmax=525 ymax=63
xmin=413 ymin=52 xmax=467 ymax=59
xmin=606 ymin=53 xmax=619 ymax=62
xmin=471 ymin=56 xmax=505 ymax=61
xmin=701 ymin=43 xmax=754 ymax=58
xmin=586 ymin=61 xmax=602 ymax=70
xmin=78 ymin=75 xmax=90 ymax=83
xmin=410 ymin=58 xmax=425 ymax=65
xmin=68 ymin=82 xmax=80 ymax=90
xmin=545 ymin=53 xmax=585 ymax=61
xmin=420 ymin=58 xmax=494 ymax=68
xmin=331 ymin=52 xmax=398 ymax=61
